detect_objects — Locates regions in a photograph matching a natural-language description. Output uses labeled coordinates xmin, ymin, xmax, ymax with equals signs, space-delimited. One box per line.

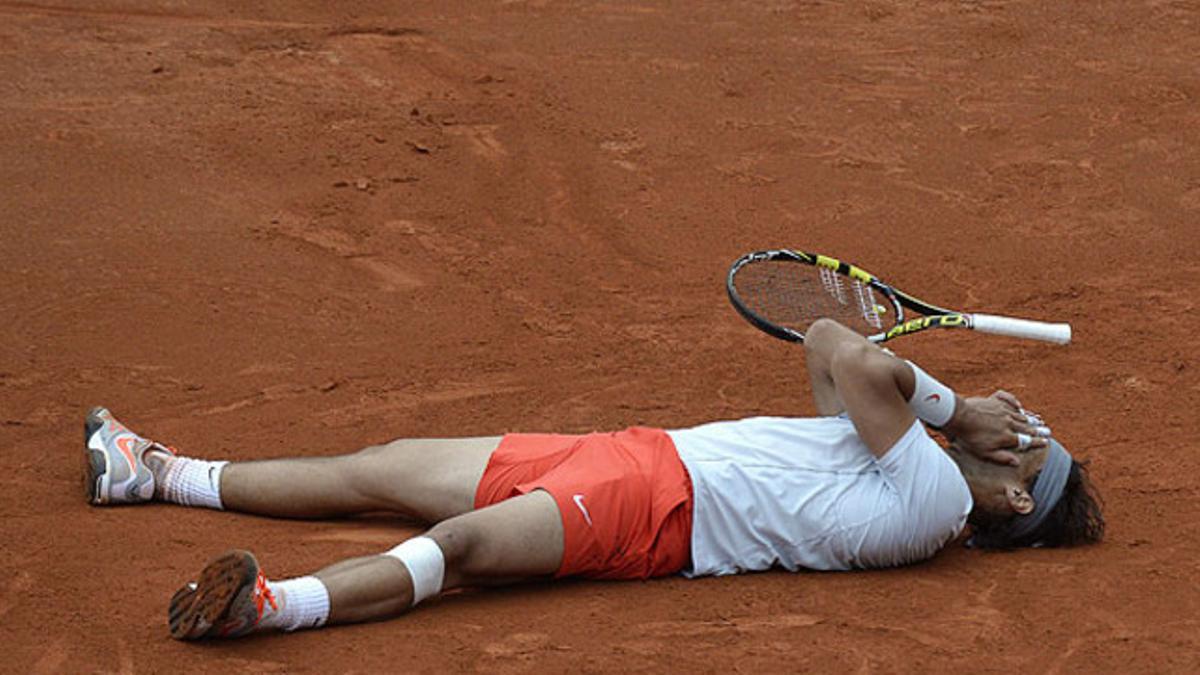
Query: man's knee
xmin=345 ymin=440 xmax=428 ymax=484
xmin=349 ymin=442 xmax=397 ymax=464
xmin=338 ymin=444 xmax=406 ymax=504
xmin=418 ymin=493 xmax=564 ymax=586
xmin=423 ymin=510 xmax=544 ymax=582
xmin=424 ymin=519 xmax=481 ymax=583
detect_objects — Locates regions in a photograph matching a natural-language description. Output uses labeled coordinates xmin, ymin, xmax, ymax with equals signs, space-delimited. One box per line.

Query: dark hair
xmin=968 ymin=460 xmax=1105 ymax=550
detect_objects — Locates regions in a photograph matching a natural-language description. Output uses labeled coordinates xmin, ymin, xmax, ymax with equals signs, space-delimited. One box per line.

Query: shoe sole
xmin=168 ymin=550 xmax=259 ymax=640
xmin=83 ymin=407 xmax=109 ymax=505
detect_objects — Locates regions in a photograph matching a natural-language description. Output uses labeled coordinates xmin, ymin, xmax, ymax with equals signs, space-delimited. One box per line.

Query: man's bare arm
xmin=803 ymin=321 xmax=847 ymax=416
xmin=804 ymin=319 xmax=915 ymax=457
xmin=805 ymin=319 xmax=1049 ymax=464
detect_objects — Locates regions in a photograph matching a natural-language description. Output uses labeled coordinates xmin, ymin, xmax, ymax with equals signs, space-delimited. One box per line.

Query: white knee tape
xmin=385 ymin=536 xmax=445 ymax=606
xmin=907 ymin=361 xmax=956 ymax=428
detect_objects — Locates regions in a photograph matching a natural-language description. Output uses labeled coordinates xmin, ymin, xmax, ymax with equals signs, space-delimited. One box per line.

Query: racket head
xmin=726 ymin=250 xmax=902 ymax=342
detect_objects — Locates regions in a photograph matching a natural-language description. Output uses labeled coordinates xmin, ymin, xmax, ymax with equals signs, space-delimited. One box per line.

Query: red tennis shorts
xmin=473 ymin=427 xmax=693 ymax=580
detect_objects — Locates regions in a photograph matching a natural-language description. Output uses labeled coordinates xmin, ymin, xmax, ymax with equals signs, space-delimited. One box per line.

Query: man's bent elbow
xmin=829 ymin=339 xmax=896 ymax=389
xmin=805 ymin=318 xmax=845 ymax=352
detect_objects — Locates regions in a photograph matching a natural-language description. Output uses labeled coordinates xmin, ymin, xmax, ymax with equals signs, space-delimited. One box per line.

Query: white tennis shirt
xmin=666 ymin=416 xmax=972 ymax=575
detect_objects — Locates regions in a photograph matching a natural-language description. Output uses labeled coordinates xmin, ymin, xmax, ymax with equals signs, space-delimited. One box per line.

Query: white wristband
xmin=907 ymin=361 xmax=956 ymax=428
xmin=385 ymin=536 xmax=445 ymax=606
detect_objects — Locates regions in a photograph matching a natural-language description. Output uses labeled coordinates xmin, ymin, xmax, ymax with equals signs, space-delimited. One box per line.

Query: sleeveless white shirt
xmin=666 ymin=416 xmax=971 ymax=575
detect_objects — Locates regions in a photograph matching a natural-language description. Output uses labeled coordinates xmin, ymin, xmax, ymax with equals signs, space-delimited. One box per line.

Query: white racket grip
xmin=970 ymin=313 xmax=1072 ymax=344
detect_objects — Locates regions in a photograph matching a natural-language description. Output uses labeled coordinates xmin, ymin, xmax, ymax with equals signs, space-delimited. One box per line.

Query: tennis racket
xmin=726 ymin=249 xmax=1072 ymax=345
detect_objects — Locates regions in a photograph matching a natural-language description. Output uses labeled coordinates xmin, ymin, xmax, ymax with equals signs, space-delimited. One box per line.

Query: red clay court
xmin=2 ymin=1 xmax=1198 ymax=672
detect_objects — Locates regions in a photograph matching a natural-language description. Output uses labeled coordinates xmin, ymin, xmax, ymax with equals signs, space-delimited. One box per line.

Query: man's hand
xmin=941 ymin=390 xmax=1051 ymax=466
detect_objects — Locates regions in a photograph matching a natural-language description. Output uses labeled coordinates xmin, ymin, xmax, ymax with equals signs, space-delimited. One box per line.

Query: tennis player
xmin=84 ymin=318 xmax=1103 ymax=640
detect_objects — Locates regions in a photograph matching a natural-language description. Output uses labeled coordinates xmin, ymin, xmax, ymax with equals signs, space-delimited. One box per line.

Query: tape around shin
xmin=907 ymin=361 xmax=956 ymax=428
xmin=385 ymin=536 xmax=445 ymax=606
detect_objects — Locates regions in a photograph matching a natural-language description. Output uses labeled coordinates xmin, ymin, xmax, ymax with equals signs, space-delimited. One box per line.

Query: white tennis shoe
xmin=83 ymin=406 xmax=172 ymax=505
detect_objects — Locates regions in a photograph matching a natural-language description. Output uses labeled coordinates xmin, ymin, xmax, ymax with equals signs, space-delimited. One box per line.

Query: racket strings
xmin=820 ymin=267 xmax=880 ymax=328
xmin=819 ymin=267 xmax=846 ymax=305
xmin=853 ymin=280 xmax=884 ymax=330
xmin=735 ymin=262 xmax=887 ymax=336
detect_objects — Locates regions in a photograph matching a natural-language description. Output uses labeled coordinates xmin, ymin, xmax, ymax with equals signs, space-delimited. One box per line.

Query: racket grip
xmin=970 ymin=313 xmax=1072 ymax=345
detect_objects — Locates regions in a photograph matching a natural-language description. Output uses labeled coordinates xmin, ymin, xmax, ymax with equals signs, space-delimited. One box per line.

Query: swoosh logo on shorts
xmin=572 ymin=494 xmax=593 ymax=527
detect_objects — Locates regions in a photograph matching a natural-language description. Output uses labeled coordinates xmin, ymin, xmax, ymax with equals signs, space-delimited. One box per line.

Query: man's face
xmin=947 ymin=442 xmax=1049 ymax=517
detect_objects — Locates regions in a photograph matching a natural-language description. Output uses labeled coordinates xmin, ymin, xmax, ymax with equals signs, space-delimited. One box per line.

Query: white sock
xmin=159 ymin=457 xmax=228 ymax=509
xmin=259 ymin=576 xmax=331 ymax=632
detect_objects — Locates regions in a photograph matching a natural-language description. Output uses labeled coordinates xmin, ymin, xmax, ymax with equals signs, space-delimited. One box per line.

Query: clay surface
xmin=1 ymin=1 xmax=1197 ymax=672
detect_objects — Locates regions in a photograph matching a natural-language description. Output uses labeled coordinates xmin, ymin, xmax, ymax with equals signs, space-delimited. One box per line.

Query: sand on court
xmin=1 ymin=1 xmax=1198 ymax=672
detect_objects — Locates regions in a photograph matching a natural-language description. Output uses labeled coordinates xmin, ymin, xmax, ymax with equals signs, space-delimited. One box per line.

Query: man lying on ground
xmin=84 ymin=318 xmax=1104 ymax=639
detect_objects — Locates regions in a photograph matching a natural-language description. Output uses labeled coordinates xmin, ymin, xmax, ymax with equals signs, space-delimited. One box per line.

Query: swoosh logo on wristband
xmin=925 ymin=393 xmax=941 ymax=403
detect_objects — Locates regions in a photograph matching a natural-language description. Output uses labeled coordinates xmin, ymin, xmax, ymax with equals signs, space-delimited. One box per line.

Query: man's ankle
xmin=143 ymin=446 xmax=172 ymax=499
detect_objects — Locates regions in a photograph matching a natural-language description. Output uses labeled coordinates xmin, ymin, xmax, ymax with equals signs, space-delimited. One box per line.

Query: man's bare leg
xmin=319 ymin=490 xmax=563 ymax=624
xmin=144 ymin=436 xmax=500 ymax=523
xmin=85 ymin=407 xmax=499 ymax=522
xmin=220 ymin=437 xmax=501 ymax=522
xmin=170 ymin=491 xmax=565 ymax=638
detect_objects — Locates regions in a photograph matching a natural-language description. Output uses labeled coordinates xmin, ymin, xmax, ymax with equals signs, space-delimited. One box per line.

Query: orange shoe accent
xmin=214 ymin=571 xmax=277 ymax=638
xmin=115 ymin=436 xmax=139 ymax=472
xmin=254 ymin=572 xmax=278 ymax=618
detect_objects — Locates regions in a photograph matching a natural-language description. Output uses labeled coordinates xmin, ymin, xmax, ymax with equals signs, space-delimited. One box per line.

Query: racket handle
xmin=970 ymin=313 xmax=1072 ymax=344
